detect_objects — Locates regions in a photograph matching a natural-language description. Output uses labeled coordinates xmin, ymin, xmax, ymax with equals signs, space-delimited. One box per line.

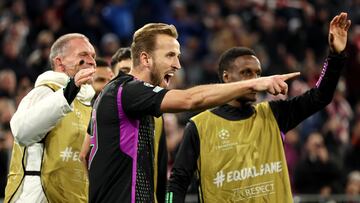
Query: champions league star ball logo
xmin=218 ymin=129 xmax=230 ymax=140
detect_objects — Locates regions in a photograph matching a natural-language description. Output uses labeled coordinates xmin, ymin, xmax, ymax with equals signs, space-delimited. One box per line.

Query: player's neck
xmin=227 ymin=100 xmax=252 ymax=109
xmin=129 ymin=68 xmax=152 ymax=84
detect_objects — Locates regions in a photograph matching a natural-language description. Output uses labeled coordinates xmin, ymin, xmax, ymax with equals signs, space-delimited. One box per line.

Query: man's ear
xmin=54 ymin=57 xmax=65 ymax=72
xmin=222 ymin=70 xmax=230 ymax=83
xmin=140 ymin=51 xmax=152 ymax=68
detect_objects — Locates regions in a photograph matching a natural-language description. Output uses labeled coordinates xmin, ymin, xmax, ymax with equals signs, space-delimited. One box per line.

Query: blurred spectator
xmin=101 ymin=0 xmax=134 ymax=44
xmin=166 ymin=68 xmax=185 ymax=90
xmin=354 ymin=101 xmax=360 ymax=122
xmin=0 ymin=130 xmax=11 ymax=200
xmin=99 ymin=33 xmax=120 ymax=60
xmin=284 ymin=129 xmax=301 ymax=192
xmin=26 ymin=30 xmax=54 ymax=82
xmin=345 ymin=25 xmax=360 ymax=107
xmin=288 ymin=79 xmax=325 ymax=143
xmin=163 ymin=113 xmax=183 ymax=176
xmin=39 ymin=7 xmax=67 ymax=42
xmin=110 ymin=47 xmax=131 ymax=75
xmin=14 ymin=76 xmax=33 ymax=108
xmin=305 ymin=6 xmax=330 ymax=60
xmin=294 ymin=132 xmax=342 ymax=195
xmin=64 ymin=0 xmax=106 ymax=47
xmin=0 ymin=98 xmax=16 ymax=131
xmin=0 ymin=0 xmax=359 ymax=199
xmin=92 ymin=58 xmax=113 ymax=100
xmin=0 ymin=69 xmax=17 ymax=98
xmin=344 ymin=118 xmax=360 ymax=173
xmin=302 ymin=49 xmax=320 ymax=87
xmin=0 ymin=39 xmax=27 ymax=80
xmin=23 ymin=0 xmax=49 ymax=22
xmin=0 ymin=12 xmax=29 ymax=79
xmin=165 ymin=1 xmax=204 ymax=46
xmin=180 ymin=35 xmax=207 ymax=86
xmin=345 ymin=170 xmax=360 ymax=197
xmin=323 ymin=78 xmax=353 ymax=167
xmin=0 ymin=97 xmax=15 ymax=199
xmin=347 ymin=0 xmax=360 ymax=25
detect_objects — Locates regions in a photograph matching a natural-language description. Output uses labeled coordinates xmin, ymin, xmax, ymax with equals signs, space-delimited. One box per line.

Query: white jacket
xmin=9 ymin=71 xmax=94 ymax=203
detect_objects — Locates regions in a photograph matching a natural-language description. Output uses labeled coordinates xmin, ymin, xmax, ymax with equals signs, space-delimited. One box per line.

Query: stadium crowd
xmin=0 ymin=0 xmax=359 ymax=201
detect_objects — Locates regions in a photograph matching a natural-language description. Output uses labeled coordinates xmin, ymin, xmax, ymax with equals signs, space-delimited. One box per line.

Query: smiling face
xmin=223 ymin=55 xmax=262 ymax=103
xmin=149 ymin=34 xmax=181 ymax=88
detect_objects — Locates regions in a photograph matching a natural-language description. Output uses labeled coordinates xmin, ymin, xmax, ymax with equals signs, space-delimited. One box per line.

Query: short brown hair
xmin=131 ymin=23 xmax=178 ymax=66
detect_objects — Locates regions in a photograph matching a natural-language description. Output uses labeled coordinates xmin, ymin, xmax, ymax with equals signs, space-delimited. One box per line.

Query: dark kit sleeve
xmin=270 ymin=52 xmax=346 ymax=133
xmin=167 ymin=121 xmax=200 ymax=203
xmin=122 ymin=80 xmax=169 ymax=119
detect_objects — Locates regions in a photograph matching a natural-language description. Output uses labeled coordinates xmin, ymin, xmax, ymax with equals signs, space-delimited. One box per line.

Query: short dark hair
xmin=111 ymin=47 xmax=131 ymax=69
xmin=218 ymin=47 xmax=256 ymax=83
xmin=95 ymin=57 xmax=109 ymax=68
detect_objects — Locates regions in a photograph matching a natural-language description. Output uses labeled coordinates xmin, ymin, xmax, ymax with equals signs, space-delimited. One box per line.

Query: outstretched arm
xmin=161 ymin=72 xmax=300 ymax=113
xmin=270 ymin=12 xmax=350 ymax=133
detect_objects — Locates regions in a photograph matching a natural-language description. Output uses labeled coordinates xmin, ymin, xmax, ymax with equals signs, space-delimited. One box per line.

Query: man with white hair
xmin=5 ymin=33 xmax=96 ymax=203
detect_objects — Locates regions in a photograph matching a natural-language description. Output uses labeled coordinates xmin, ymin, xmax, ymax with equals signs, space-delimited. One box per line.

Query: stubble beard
xmin=150 ymin=61 xmax=162 ymax=87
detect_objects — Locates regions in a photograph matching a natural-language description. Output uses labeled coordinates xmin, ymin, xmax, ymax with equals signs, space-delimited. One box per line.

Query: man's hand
xmin=74 ymin=66 xmax=95 ymax=87
xmin=329 ymin=12 xmax=351 ymax=54
xmin=253 ymin=72 xmax=300 ymax=95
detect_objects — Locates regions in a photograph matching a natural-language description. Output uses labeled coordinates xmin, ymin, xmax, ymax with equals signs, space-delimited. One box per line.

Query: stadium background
xmin=0 ymin=0 xmax=359 ymax=202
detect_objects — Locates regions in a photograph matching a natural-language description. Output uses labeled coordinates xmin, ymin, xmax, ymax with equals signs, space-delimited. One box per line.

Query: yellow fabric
xmin=4 ymin=143 xmax=25 ymax=203
xmin=5 ymin=83 xmax=91 ymax=203
xmin=153 ymin=116 xmax=163 ymax=203
xmin=193 ymin=102 xmax=292 ymax=203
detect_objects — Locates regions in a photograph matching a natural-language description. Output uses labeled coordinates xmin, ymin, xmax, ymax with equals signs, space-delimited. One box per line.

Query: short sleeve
xmin=122 ymin=80 xmax=169 ymax=118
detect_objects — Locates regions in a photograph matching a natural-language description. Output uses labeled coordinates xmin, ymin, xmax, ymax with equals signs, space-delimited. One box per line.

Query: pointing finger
xmin=279 ymin=72 xmax=301 ymax=81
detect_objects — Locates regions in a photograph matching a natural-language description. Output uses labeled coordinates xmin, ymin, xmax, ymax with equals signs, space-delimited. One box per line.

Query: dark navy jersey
xmin=89 ymin=72 xmax=168 ymax=203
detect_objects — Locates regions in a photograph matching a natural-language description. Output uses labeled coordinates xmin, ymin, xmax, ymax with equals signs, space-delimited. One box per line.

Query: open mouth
xmin=163 ymin=72 xmax=174 ymax=86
